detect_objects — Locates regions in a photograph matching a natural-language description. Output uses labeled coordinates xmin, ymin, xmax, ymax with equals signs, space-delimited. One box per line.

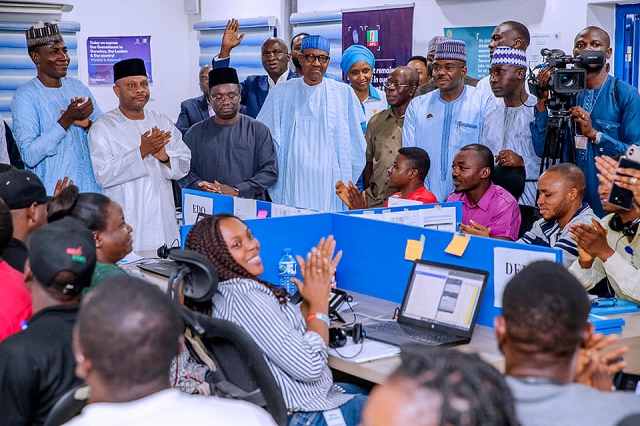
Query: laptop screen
xmin=400 ymin=260 xmax=488 ymax=332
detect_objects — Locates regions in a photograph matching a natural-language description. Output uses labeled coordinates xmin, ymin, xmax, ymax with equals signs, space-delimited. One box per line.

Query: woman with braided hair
xmin=185 ymin=214 xmax=367 ymax=426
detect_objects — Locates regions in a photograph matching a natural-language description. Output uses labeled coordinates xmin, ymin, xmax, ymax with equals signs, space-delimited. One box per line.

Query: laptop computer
xmin=365 ymin=259 xmax=489 ymax=347
xmin=137 ymin=260 xmax=178 ymax=278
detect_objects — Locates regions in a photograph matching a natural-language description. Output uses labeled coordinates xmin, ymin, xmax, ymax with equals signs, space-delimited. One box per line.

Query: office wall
xmin=64 ymin=0 xmax=200 ymax=121
xmin=57 ymin=0 xmax=619 ymax=120
xmin=301 ymin=0 xmax=616 ymax=61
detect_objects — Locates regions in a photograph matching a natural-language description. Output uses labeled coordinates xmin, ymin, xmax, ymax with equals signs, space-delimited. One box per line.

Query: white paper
xmin=419 ymin=206 xmax=457 ymax=232
xmin=493 ymin=247 xmax=558 ymax=307
xmin=271 ymin=203 xmax=316 ymax=217
xmin=387 ymin=197 xmax=422 ymax=207
xmin=381 ymin=210 xmax=420 ymax=227
xmin=117 ymin=251 xmax=144 ymax=265
xmin=233 ymin=197 xmax=257 ymax=220
xmin=183 ymin=193 xmax=214 ymax=226
xmin=328 ymin=338 xmax=401 ymax=363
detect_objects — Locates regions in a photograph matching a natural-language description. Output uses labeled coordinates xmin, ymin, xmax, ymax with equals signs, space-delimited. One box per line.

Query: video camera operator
xmin=530 ymin=26 xmax=640 ymax=217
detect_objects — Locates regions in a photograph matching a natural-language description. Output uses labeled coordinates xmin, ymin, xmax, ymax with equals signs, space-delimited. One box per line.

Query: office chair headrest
xmin=168 ymin=249 xmax=219 ymax=302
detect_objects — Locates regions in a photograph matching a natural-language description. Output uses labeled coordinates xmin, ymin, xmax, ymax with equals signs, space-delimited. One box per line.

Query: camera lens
xmin=559 ymin=74 xmax=577 ymax=88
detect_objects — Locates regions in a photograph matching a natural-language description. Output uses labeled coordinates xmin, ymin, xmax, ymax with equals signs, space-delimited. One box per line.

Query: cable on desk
xmin=347 ymin=311 xmax=396 ymax=322
xmin=332 ymin=338 xmax=365 ymax=360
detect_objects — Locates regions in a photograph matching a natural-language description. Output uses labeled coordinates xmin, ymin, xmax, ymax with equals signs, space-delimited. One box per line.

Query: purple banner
xmin=87 ymin=36 xmax=153 ymax=85
xmin=342 ymin=6 xmax=414 ymax=89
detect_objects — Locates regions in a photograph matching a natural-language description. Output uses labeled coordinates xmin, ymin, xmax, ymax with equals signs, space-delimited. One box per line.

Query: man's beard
xmin=292 ymin=56 xmax=301 ymax=69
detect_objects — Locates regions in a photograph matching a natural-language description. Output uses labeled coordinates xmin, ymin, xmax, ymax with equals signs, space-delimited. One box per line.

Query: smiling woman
xmin=185 ymin=214 xmax=368 ymax=425
xmin=340 ymin=44 xmax=387 ymax=123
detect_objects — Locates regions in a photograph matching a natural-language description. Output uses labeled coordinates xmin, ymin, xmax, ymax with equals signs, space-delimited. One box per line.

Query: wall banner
xmin=342 ymin=6 xmax=414 ymax=89
xmin=443 ymin=26 xmax=494 ymax=79
xmin=87 ymin=36 xmax=153 ymax=85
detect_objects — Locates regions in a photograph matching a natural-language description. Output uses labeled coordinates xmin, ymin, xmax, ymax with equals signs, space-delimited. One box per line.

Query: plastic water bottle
xmin=278 ymin=248 xmax=298 ymax=294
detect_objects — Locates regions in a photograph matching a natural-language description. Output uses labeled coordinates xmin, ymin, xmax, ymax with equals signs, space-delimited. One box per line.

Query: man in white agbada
xmin=88 ymin=59 xmax=190 ymax=251
xmin=257 ymin=35 xmax=366 ymax=212
xmin=403 ymin=40 xmax=494 ymax=201
xmin=482 ymin=47 xmax=541 ymax=232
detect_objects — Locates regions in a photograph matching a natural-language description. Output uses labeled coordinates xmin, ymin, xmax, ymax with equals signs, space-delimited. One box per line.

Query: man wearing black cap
xmin=0 ymin=169 xmax=50 ymax=273
xmin=12 ymin=22 xmax=102 ymax=194
xmin=178 ymin=67 xmax=277 ymax=200
xmin=0 ymin=216 xmax=96 ymax=425
xmin=88 ymin=58 xmax=191 ymax=251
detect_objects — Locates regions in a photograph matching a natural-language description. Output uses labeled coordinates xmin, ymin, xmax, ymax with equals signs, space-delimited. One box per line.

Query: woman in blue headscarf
xmin=340 ymin=44 xmax=387 ymax=125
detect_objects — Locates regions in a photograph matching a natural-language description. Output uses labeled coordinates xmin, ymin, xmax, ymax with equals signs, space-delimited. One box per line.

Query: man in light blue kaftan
xmin=403 ymin=40 xmax=494 ymax=202
xmin=12 ymin=22 xmax=102 ymax=194
xmin=257 ymin=35 xmax=366 ymax=212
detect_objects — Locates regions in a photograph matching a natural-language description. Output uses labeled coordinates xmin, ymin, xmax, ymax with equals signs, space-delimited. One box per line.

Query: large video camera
xmin=528 ymin=49 xmax=605 ymax=112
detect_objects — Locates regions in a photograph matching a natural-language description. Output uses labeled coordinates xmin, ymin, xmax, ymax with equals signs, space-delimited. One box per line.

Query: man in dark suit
xmin=176 ymin=65 xmax=212 ymax=136
xmin=212 ymin=19 xmax=298 ymax=119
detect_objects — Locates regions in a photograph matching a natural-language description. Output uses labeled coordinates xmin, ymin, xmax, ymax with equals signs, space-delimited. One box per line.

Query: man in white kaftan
xmin=88 ymin=59 xmax=190 ymax=251
xmin=403 ymin=40 xmax=494 ymax=202
xmin=257 ymin=35 xmax=366 ymax=212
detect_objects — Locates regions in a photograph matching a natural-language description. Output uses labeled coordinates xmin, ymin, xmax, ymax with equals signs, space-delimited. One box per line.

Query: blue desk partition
xmin=179 ymin=189 xmax=319 ymax=245
xmin=245 ymin=213 xmax=561 ymax=328
xmin=181 ymin=189 xmax=276 ymax=224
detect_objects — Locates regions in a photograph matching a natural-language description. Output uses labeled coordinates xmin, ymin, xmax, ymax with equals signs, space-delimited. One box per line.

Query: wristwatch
xmin=233 ymin=186 xmax=240 ymax=196
xmin=593 ymin=131 xmax=603 ymax=145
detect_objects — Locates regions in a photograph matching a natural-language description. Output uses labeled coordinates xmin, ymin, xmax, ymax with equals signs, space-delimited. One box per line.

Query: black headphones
xmin=328 ymin=323 xmax=365 ymax=348
xmin=166 ymin=249 xmax=219 ymax=303
xmin=608 ymin=215 xmax=640 ymax=237
xmin=158 ymin=239 xmax=180 ymax=259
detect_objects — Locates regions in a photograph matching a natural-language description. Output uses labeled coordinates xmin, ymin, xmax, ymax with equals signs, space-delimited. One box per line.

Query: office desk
xmin=120 ymin=250 xmax=169 ymax=290
xmin=329 ymin=291 xmax=640 ymax=384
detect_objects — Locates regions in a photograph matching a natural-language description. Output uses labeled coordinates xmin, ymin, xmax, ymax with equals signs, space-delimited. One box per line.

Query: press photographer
xmin=530 ymin=26 xmax=640 ymax=217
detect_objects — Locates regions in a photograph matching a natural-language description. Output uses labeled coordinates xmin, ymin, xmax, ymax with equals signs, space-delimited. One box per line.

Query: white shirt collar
xmin=268 ymin=71 xmax=289 ymax=88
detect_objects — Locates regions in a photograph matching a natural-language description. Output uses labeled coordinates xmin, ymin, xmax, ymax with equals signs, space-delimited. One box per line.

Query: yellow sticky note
xmin=405 ymin=235 xmax=426 ymax=261
xmin=445 ymin=233 xmax=470 ymax=257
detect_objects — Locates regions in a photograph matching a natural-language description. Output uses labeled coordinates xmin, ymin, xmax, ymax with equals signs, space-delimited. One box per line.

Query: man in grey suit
xmin=176 ymin=65 xmax=212 ymax=136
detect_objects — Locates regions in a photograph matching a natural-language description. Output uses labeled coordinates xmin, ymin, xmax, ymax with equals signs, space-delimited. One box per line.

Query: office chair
xmin=168 ymin=249 xmax=288 ymax=426
xmin=43 ymin=385 xmax=90 ymax=426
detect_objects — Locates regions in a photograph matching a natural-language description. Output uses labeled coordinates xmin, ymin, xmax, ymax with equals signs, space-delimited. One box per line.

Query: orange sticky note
xmin=445 ymin=233 xmax=470 ymax=257
xmin=405 ymin=235 xmax=425 ymax=261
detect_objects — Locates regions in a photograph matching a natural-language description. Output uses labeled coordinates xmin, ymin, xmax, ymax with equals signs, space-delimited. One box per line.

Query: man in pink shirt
xmin=0 ymin=198 xmax=32 ymax=341
xmin=446 ymin=144 xmax=521 ymax=240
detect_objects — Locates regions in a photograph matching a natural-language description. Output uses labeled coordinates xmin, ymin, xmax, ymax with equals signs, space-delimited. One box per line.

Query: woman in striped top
xmin=185 ymin=214 xmax=367 ymax=425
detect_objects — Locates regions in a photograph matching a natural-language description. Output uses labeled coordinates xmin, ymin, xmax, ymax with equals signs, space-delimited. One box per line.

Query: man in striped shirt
xmin=519 ymin=163 xmax=598 ymax=267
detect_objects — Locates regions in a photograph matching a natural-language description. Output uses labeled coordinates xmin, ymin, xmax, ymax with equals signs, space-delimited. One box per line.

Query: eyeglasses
xmin=261 ymin=49 xmax=286 ymax=59
xmin=212 ymin=93 xmax=239 ymax=103
xmin=431 ymin=65 xmax=465 ymax=73
xmin=383 ymin=83 xmax=410 ymax=91
xmin=302 ymin=53 xmax=330 ymax=64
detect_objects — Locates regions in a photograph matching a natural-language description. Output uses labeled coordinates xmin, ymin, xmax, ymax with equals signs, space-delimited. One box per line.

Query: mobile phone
xmin=608 ymin=156 xmax=640 ymax=210
xmin=626 ymin=145 xmax=640 ymax=163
